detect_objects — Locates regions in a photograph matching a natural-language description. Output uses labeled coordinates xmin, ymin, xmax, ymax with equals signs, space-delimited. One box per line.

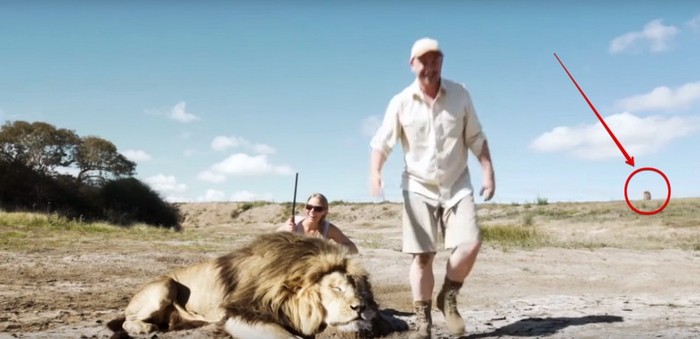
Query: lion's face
xmin=317 ymin=271 xmax=377 ymax=328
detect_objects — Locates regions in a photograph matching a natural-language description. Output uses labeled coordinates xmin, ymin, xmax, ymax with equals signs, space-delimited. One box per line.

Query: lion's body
xmin=121 ymin=260 xmax=228 ymax=335
xmin=116 ymin=232 xmax=382 ymax=338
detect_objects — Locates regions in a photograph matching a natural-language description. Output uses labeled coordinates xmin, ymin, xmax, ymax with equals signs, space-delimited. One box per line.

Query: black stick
xmin=291 ymin=172 xmax=299 ymax=222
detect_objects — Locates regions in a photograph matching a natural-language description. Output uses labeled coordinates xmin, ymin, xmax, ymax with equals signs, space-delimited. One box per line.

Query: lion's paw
xmin=122 ymin=320 xmax=159 ymax=336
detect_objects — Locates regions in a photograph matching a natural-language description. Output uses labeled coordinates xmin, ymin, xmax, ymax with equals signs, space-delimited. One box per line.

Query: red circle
xmin=624 ymin=167 xmax=671 ymax=215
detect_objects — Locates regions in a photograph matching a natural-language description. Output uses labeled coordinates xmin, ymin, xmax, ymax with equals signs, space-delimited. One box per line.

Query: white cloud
xmin=614 ymin=82 xmax=700 ymax=112
xmin=144 ymin=102 xmax=200 ymax=123
xmin=197 ymin=151 xmax=293 ymax=185
xmin=144 ymin=174 xmax=188 ymax=193
xmin=121 ymin=149 xmax=152 ymax=162
xmin=362 ymin=115 xmax=382 ymax=137
xmin=230 ymin=190 xmax=273 ymax=202
xmin=169 ymin=101 xmax=200 ymax=123
xmin=209 ymin=135 xmax=277 ymax=155
xmin=192 ymin=189 xmax=273 ymax=202
xmin=687 ymin=14 xmax=700 ymax=31
xmin=196 ymin=170 xmax=227 ymax=183
xmin=530 ymin=112 xmax=700 ymax=160
xmin=164 ymin=196 xmax=190 ymax=203
xmin=210 ymin=153 xmax=293 ymax=176
xmin=253 ymin=143 xmax=276 ymax=155
xmin=196 ymin=189 xmax=227 ymax=202
xmin=211 ymin=135 xmax=247 ymax=152
xmin=196 ymin=153 xmax=292 ymax=183
xmin=609 ymin=19 xmax=679 ymax=54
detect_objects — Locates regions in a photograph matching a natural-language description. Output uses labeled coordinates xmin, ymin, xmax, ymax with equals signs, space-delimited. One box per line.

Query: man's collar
xmin=410 ymin=79 xmax=446 ymax=100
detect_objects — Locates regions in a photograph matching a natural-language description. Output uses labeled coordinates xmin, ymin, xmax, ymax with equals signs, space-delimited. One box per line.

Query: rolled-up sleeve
xmin=370 ymin=95 xmax=402 ymax=157
xmin=463 ymin=90 xmax=486 ymax=157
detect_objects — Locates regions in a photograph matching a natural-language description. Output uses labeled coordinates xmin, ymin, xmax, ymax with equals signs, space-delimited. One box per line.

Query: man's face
xmin=411 ymin=51 xmax=443 ymax=87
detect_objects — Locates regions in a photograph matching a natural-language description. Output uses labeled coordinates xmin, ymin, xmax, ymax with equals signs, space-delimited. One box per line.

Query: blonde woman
xmin=277 ymin=193 xmax=359 ymax=254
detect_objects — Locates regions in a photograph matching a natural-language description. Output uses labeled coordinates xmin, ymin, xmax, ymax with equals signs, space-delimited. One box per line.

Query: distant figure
xmin=643 ymin=191 xmax=651 ymax=201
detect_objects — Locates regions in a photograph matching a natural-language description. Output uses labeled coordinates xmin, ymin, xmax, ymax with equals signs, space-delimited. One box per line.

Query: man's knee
xmin=413 ymin=252 xmax=435 ymax=267
xmin=452 ymin=240 xmax=481 ymax=257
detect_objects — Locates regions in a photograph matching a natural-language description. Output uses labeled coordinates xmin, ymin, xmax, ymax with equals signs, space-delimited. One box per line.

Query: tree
xmin=73 ymin=136 xmax=136 ymax=185
xmin=0 ymin=120 xmax=79 ymax=175
xmin=1 ymin=120 xmax=137 ymax=186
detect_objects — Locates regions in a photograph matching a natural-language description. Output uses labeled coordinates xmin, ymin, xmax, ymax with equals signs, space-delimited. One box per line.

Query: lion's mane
xmin=217 ymin=232 xmax=376 ymax=337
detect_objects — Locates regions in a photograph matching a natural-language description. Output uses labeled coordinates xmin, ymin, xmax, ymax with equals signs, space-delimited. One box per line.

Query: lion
xmin=108 ymin=232 xmax=406 ymax=338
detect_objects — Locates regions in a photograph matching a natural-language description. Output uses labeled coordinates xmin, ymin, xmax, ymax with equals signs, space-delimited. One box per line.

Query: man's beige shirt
xmin=370 ymin=78 xmax=487 ymax=208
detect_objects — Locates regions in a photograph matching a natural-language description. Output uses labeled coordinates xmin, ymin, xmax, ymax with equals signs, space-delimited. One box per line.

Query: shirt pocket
xmin=436 ymin=106 xmax=463 ymax=139
xmin=399 ymin=105 xmax=430 ymax=142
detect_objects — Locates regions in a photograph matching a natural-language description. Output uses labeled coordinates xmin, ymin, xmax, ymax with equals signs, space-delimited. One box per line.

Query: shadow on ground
xmin=462 ymin=315 xmax=624 ymax=338
xmin=372 ymin=308 xmax=411 ymax=336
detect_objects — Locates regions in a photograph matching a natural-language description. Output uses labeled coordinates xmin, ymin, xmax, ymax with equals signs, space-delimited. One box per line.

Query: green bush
xmin=98 ymin=178 xmax=180 ymax=229
xmin=0 ymin=160 xmax=99 ymax=220
xmin=536 ymin=196 xmax=549 ymax=206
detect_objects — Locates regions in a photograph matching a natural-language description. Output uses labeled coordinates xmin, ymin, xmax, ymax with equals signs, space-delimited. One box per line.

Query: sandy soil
xmin=1 ymin=201 xmax=699 ymax=338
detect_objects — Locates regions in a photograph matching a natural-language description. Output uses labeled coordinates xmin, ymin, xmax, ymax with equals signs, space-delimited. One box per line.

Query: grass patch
xmin=481 ymin=223 xmax=548 ymax=248
xmin=0 ymin=211 xmax=201 ymax=252
xmin=230 ymin=201 xmax=270 ymax=219
xmin=532 ymin=207 xmax=578 ymax=219
xmin=0 ymin=212 xmax=120 ymax=233
xmin=678 ymin=235 xmax=700 ymax=251
xmin=659 ymin=200 xmax=700 ymax=228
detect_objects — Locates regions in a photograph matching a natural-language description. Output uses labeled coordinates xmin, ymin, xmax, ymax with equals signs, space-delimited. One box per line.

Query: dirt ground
xmin=1 ymin=201 xmax=699 ymax=338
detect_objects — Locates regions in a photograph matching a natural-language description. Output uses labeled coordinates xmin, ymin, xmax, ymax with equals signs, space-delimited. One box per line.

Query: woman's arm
xmin=327 ymin=223 xmax=359 ymax=254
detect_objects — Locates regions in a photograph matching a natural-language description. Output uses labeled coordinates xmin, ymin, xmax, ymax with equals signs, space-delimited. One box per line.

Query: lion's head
xmin=218 ymin=232 xmax=379 ymax=337
xmin=315 ymin=269 xmax=377 ymax=328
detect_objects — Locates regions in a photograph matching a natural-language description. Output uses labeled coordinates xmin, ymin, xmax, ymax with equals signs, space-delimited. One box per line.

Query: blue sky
xmin=1 ymin=1 xmax=699 ymax=205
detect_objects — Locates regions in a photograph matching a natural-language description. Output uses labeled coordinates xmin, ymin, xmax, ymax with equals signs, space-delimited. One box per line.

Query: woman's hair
xmin=306 ymin=193 xmax=329 ymax=223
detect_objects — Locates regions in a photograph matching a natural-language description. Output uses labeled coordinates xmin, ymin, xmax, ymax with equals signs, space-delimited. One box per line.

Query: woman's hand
xmin=285 ymin=217 xmax=295 ymax=232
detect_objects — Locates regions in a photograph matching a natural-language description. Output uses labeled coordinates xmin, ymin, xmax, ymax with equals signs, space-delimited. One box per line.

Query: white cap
xmin=410 ymin=38 xmax=443 ymax=60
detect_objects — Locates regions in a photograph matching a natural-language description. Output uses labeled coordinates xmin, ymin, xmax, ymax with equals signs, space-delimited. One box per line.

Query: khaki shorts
xmin=401 ymin=190 xmax=481 ymax=253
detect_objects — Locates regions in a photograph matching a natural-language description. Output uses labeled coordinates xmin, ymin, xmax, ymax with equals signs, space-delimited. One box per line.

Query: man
xmin=369 ymin=37 xmax=495 ymax=339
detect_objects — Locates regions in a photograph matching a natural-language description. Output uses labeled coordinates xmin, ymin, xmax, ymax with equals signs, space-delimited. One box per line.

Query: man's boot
xmin=436 ymin=277 xmax=465 ymax=335
xmin=409 ymin=300 xmax=432 ymax=339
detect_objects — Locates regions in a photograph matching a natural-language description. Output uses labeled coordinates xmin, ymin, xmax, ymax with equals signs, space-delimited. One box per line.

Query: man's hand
xmin=480 ymin=175 xmax=495 ymax=201
xmin=476 ymin=141 xmax=495 ymax=201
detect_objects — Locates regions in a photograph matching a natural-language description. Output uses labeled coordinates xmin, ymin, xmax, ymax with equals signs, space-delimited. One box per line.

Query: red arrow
xmin=553 ymin=53 xmax=635 ymax=167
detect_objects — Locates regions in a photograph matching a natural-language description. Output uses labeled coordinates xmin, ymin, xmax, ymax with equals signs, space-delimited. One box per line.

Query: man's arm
xmin=370 ymin=149 xmax=387 ymax=197
xmin=461 ymin=87 xmax=494 ymax=201
xmin=369 ymin=95 xmax=402 ymax=197
xmin=477 ymin=140 xmax=495 ymax=201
